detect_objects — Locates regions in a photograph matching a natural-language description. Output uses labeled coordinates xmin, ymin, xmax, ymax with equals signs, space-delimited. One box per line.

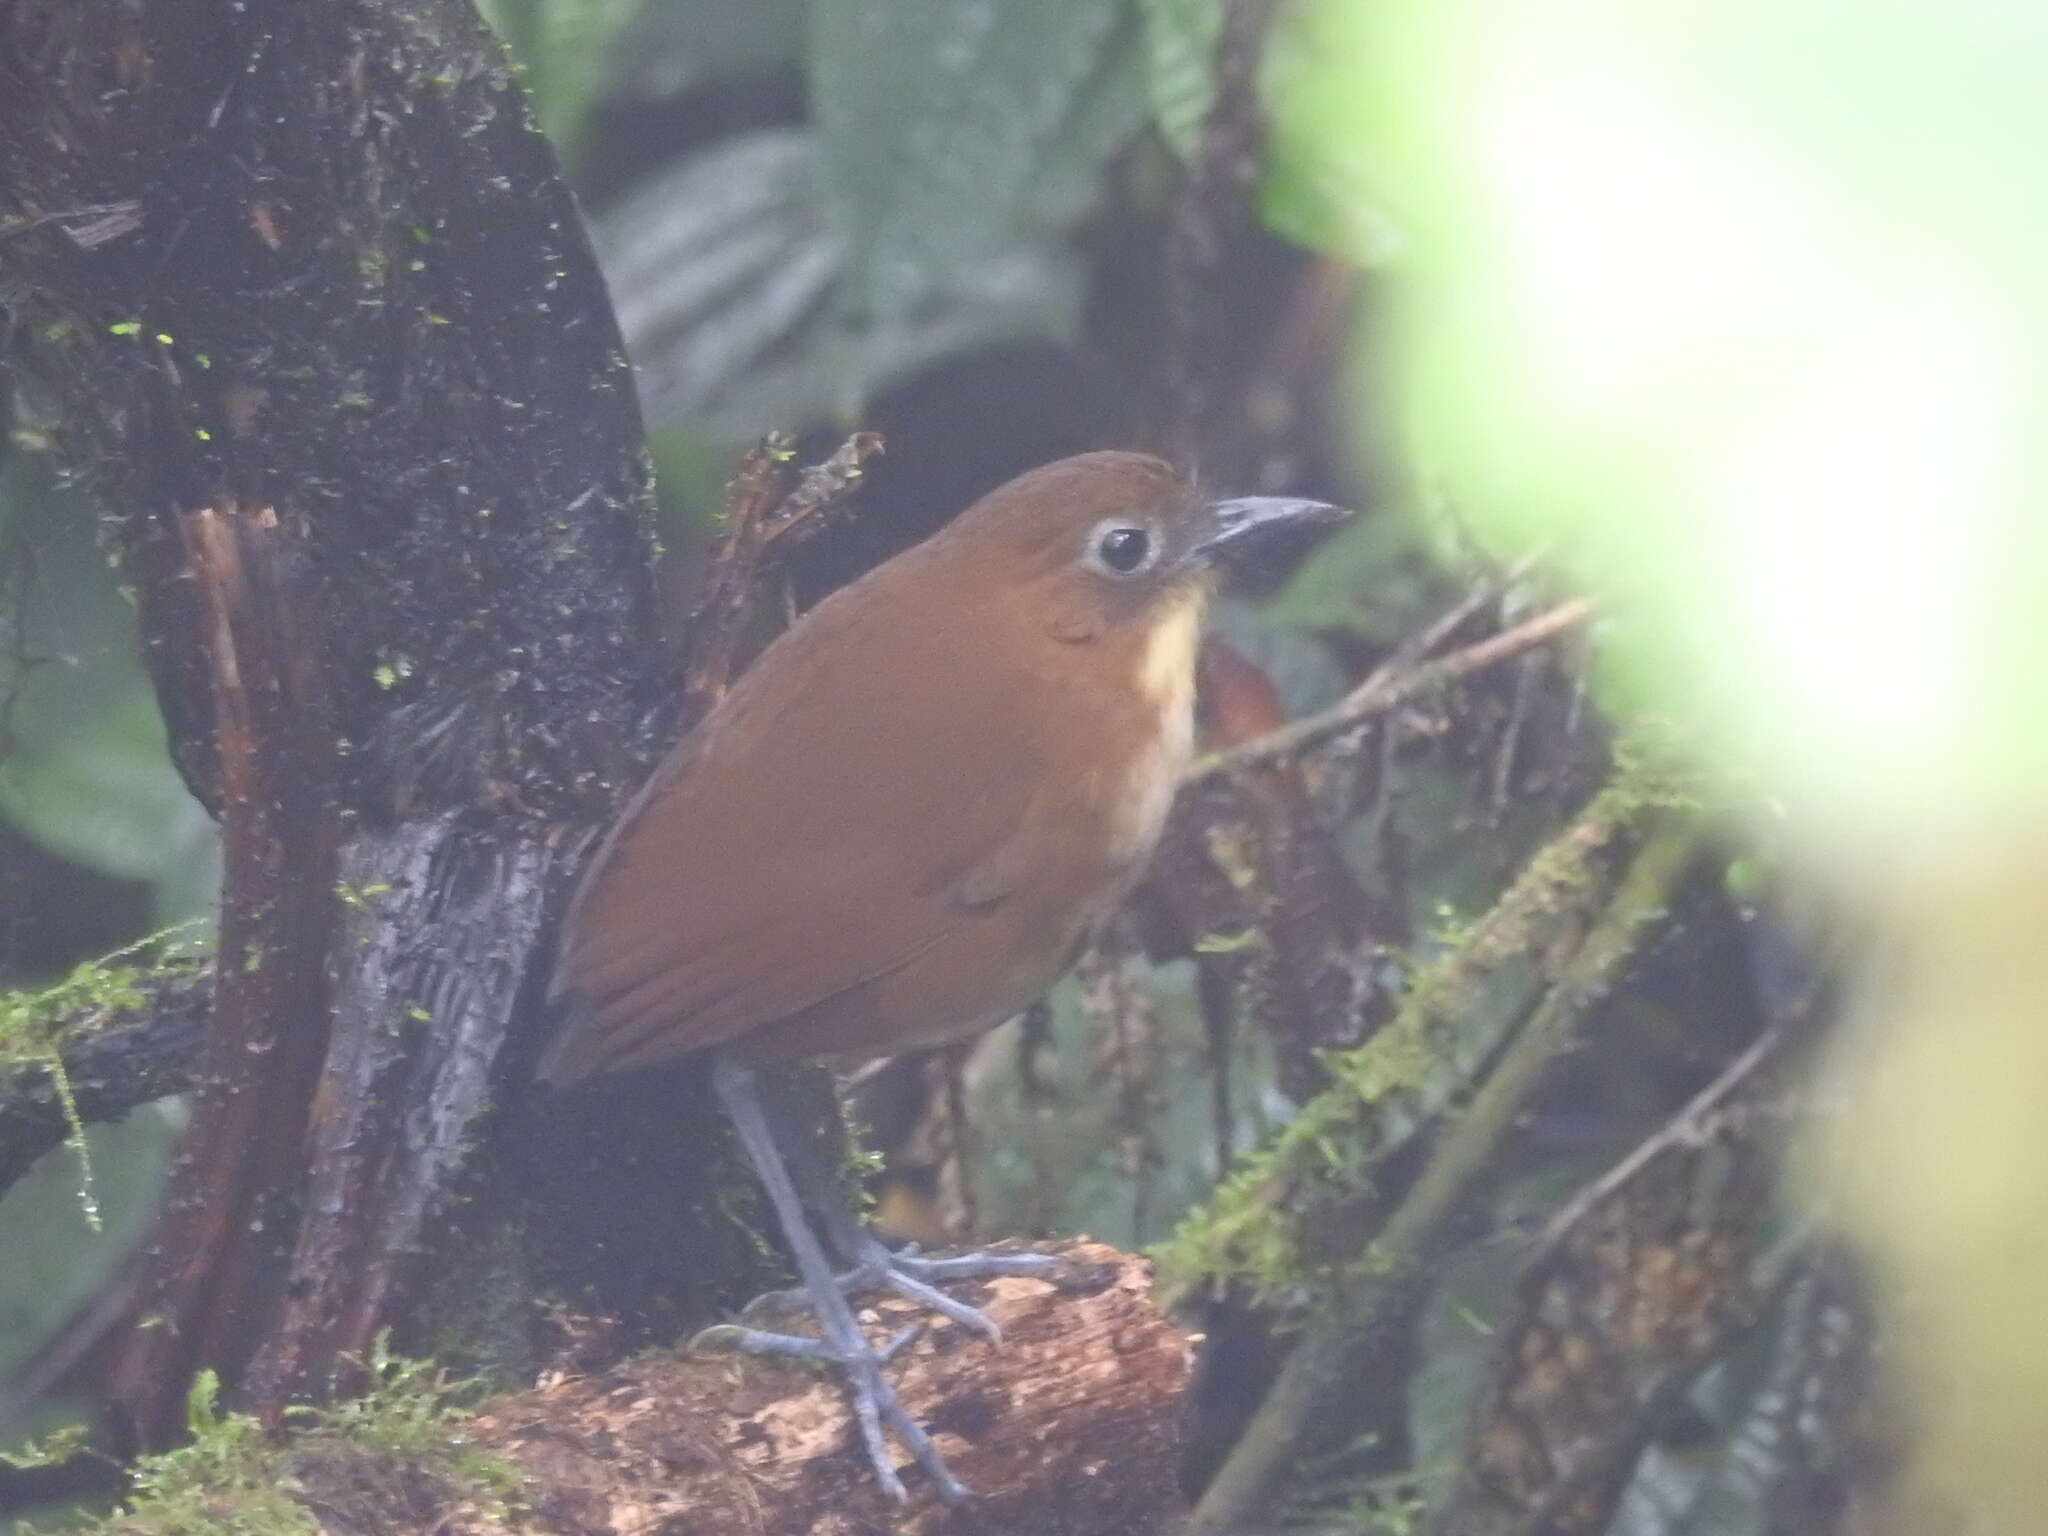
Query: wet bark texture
xmin=0 ymin=0 xmax=766 ymax=1447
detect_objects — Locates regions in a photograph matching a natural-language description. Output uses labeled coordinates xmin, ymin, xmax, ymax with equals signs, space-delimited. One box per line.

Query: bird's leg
xmin=707 ymin=1053 xmax=970 ymax=1503
xmin=754 ymin=1076 xmax=1055 ymax=1343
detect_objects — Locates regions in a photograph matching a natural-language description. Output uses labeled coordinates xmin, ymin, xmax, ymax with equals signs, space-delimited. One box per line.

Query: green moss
xmin=333 ymin=881 xmax=394 ymax=914
xmin=372 ymin=653 xmax=415 ymax=690
xmin=104 ymin=1374 xmax=315 ymax=1536
xmin=0 ymin=928 xmax=207 ymax=1229
xmin=414 ymin=1222 xmax=544 ymax=1386
xmin=0 ymin=946 xmax=155 ymax=1062
xmin=1153 ymin=743 xmax=1703 ymax=1303
xmin=88 ymin=1345 xmax=525 ymax=1535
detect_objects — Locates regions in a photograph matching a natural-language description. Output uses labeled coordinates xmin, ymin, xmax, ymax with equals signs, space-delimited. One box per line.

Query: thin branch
xmin=0 ymin=965 xmax=209 ymax=1201
xmin=1435 ymin=1015 xmax=1817 ymax=1533
xmin=1378 ymin=552 xmax=1545 ymax=678
xmin=1187 ymin=597 xmax=1595 ymax=785
xmin=679 ymin=431 xmax=884 ymax=718
xmin=766 ymin=430 xmax=886 ymax=553
xmin=1182 ymin=817 xmax=1705 ymax=1535
xmin=1155 ymin=761 xmax=1678 ymax=1301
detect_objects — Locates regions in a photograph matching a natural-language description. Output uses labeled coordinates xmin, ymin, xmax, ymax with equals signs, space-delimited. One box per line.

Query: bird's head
xmin=931 ymin=450 xmax=1349 ymax=644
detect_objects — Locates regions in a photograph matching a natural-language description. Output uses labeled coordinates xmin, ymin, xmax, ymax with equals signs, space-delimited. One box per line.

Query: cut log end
xmin=464 ymin=1239 xmax=1194 ymax=1535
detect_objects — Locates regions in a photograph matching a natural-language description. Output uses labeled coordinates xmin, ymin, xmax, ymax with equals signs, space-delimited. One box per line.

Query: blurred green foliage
xmin=1135 ymin=0 xmax=1221 ymax=164
xmin=811 ymin=0 xmax=1145 ymax=321
xmin=1274 ymin=0 xmax=2048 ymax=1525
xmin=0 ymin=455 xmax=209 ymax=1501
xmin=0 ymin=456 xmax=218 ymax=946
xmin=0 ymin=2 xmax=1843 ymax=1530
xmin=475 ymin=0 xmax=647 ymax=162
xmin=1277 ymin=0 xmax=2048 ymax=836
xmin=588 ymin=0 xmax=1154 ymax=446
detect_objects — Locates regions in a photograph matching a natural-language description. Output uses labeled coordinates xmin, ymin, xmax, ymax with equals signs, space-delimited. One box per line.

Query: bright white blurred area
xmin=1283 ymin=0 xmax=2048 ymax=1520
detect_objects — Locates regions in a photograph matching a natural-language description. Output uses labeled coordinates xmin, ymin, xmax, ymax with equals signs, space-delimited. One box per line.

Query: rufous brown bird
xmin=539 ymin=450 xmax=1343 ymax=1501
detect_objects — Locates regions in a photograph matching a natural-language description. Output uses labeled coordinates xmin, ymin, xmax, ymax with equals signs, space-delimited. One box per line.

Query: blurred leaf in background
xmin=970 ymin=957 xmax=1226 ymax=1250
xmin=0 ymin=446 xmax=206 ymax=1451
xmin=0 ymin=1108 xmax=182 ymax=1429
xmin=475 ymin=0 xmax=651 ymax=164
xmin=1272 ymin=0 xmax=2048 ymax=1522
xmin=1136 ymin=0 xmax=1221 ymax=165
xmin=1257 ymin=9 xmax=1405 ymax=269
xmin=595 ymin=128 xmax=1092 ymax=443
xmin=0 ymin=454 xmax=218 ymax=943
xmin=812 ymin=0 xmax=1144 ymax=321
xmin=602 ymin=0 xmax=805 ymax=108
xmin=1286 ymin=0 xmax=2048 ymax=833
xmin=582 ymin=0 xmax=1151 ymax=451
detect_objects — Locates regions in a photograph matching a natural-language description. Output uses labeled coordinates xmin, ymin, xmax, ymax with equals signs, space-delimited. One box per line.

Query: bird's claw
xmin=691 ymin=1319 xmax=923 ymax=1365
xmin=741 ymin=1243 xmax=1057 ymax=1340
xmin=861 ymin=1241 xmax=1058 ymax=1343
xmin=704 ymin=1245 xmax=1051 ymax=1501
xmin=690 ymin=1316 xmax=966 ymax=1502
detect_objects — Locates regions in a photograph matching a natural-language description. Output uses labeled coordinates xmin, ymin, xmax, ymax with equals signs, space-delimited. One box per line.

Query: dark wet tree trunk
xmin=0 ymin=0 xmax=767 ymax=1449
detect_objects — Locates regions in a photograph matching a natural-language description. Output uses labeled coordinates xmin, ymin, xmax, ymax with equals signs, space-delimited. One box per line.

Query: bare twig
xmin=1382 ymin=555 xmax=1543 ymax=678
xmin=1182 ymin=818 xmax=1705 ymax=1534
xmin=1437 ymin=1025 xmax=1807 ymax=1535
xmin=935 ymin=1043 xmax=979 ymax=1237
xmin=1188 ymin=597 xmax=1594 ymax=784
xmin=1079 ymin=931 xmax=1167 ymax=1243
xmin=1154 ymin=764 xmax=1672 ymax=1304
xmin=766 ymin=430 xmax=885 ymax=553
xmin=679 ymin=431 xmax=884 ymax=718
xmin=0 ymin=200 xmax=143 ymax=248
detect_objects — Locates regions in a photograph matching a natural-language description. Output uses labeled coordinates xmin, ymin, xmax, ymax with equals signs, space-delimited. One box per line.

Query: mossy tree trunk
xmin=0 ymin=0 xmax=769 ymax=1450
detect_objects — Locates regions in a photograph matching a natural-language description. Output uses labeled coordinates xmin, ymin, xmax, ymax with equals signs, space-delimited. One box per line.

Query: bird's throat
xmin=1136 ymin=584 xmax=1206 ymax=726
xmin=1101 ymin=587 xmax=1205 ymax=872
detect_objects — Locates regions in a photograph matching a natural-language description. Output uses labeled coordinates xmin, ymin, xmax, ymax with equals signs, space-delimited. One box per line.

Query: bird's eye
xmin=1094 ymin=524 xmax=1152 ymax=575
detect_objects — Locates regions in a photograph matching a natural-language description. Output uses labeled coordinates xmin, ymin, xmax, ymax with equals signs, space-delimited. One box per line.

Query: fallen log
xmin=466 ymin=1241 xmax=1191 ymax=1536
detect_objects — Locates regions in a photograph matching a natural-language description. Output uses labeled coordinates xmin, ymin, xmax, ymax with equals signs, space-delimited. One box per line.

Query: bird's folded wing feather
xmin=539 ymin=590 xmax=1046 ymax=1082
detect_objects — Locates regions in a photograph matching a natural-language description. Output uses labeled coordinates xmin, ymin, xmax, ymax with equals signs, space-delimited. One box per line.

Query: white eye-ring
xmin=1085 ymin=519 xmax=1156 ymax=577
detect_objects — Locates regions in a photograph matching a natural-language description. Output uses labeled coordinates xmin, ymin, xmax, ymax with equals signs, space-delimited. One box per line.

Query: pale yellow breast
xmin=1105 ymin=588 xmax=1204 ymax=868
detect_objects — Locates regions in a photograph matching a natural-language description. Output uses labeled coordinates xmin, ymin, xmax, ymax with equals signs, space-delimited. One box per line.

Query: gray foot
xmin=742 ymin=1241 xmax=1058 ymax=1342
xmin=707 ymin=1053 xmax=980 ymax=1502
xmin=693 ymin=1310 xmax=970 ymax=1502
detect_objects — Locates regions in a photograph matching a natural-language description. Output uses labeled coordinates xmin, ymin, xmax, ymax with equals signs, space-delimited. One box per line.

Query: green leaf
xmin=0 ymin=461 xmax=218 ymax=926
xmin=1261 ymin=509 xmax=1451 ymax=640
xmin=606 ymin=0 xmax=807 ymax=103
xmin=477 ymin=0 xmax=648 ymax=161
xmin=0 ymin=1107 xmax=181 ymax=1383
xmin=185 ymin=1369 xmax=224 ymax=1438
xmin=0 ymin=692 xmax=209 ymax=887
xmin=810 ymin=0 xmax=1147 ymax=319
xmin=599 ymin=129 xmax=1086 ymax=440
xmin=1136 ymin=0 xmax=1222 ymax=162
xmin=1257 ymin=7 xmax=1407 ymax=264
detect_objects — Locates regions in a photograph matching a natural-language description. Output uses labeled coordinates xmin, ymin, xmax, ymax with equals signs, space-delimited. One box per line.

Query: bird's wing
xmin=539 ymin=585 xmax=1049 ymax=1082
